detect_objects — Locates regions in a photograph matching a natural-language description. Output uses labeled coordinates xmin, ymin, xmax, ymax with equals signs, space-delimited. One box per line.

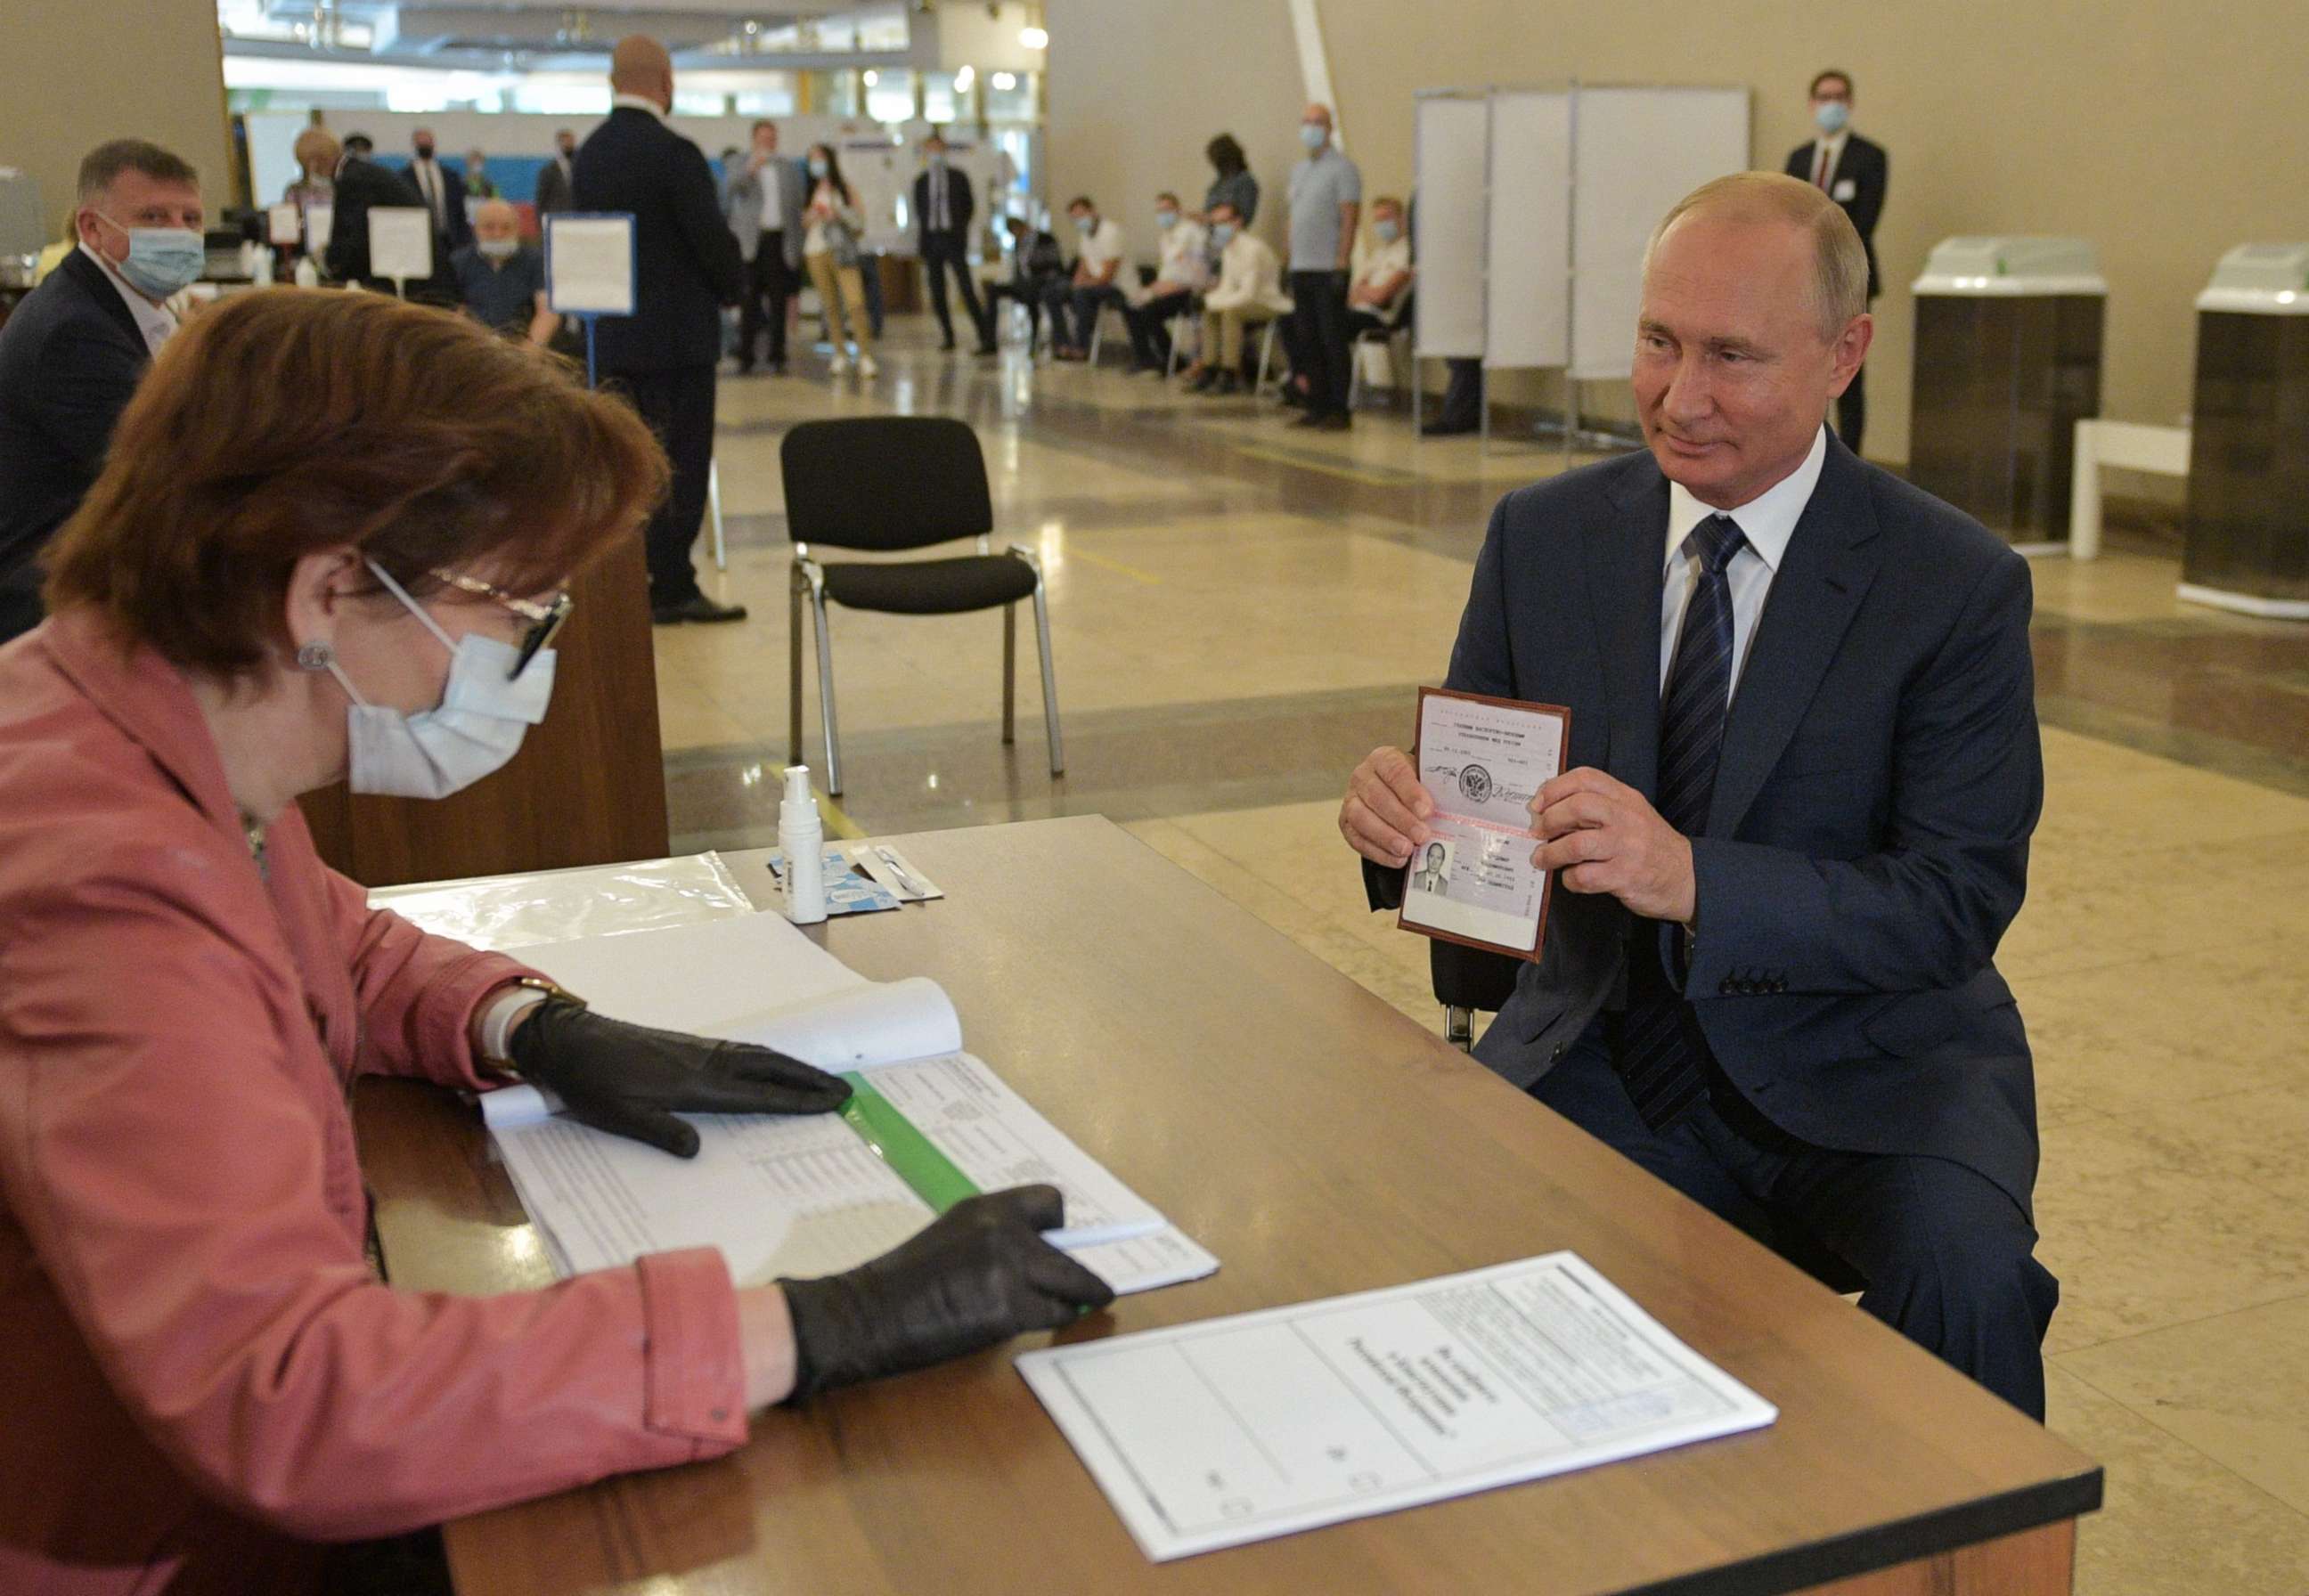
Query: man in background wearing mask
xmin=724 ymin=119 xmax=808 ymax=374
xmin=1043 ymin=196 xmax=1127 ymax=361
xmin=986 ymin=215 xmax=1065 ymax=347
xmin=913 ymin=132 xmax=995 ymax=355
xmin=1783 ymin=69 xmax=1886 ymax=454
xmin=404 ymin=126 xmax=473 ymax=257
xmin=0 ymin=139 xmax=202 ymax=643
xmin=1119 ymin=191 xmax=1210 ymax=374
xmin=1345 ymin=195 xmax=1414 ymax=343
xmin=534 ymin=128 xmax=580 ymax=216
xmin=452 ymin=200 xmax=558 ymax=346
xmin=1179 ymin=200 xmax=1290 ymax=395
xmin=1283 ymin=103 xmax=1362 ymax=431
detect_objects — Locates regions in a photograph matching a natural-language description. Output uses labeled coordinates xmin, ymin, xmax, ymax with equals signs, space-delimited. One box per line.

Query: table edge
xmin=1621 ymin=1465 xmax=2103 ymax=1596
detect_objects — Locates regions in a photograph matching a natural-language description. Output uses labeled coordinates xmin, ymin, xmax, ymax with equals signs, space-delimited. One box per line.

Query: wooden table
xmin=356 ymin=816 xmax=2101 ymax=1595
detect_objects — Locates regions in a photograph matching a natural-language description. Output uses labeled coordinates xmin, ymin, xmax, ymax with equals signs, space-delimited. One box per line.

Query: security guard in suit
xmin=1783 ymin=69 xmax=1887 ymax=456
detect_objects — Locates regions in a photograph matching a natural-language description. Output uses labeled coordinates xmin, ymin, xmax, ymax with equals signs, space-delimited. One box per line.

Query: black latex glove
xmin=506 ymin=998 xmax=852 ymax=1158
xmin=779 ymin=1184 xmax=1114 ymax=1402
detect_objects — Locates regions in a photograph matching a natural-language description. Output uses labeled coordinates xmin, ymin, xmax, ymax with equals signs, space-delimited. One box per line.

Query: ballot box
xmin=1909 ymin=237 xmax=2107 ymax=550
xmin=2181 ymin=243 xmax=2309 ymax=618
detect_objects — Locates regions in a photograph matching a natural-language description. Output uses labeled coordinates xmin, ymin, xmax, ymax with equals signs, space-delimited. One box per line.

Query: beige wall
xmin=0 ymin=0 xmax=231 ymax=243
xmin=1049 ymin=0 xmax=2309 ymax=467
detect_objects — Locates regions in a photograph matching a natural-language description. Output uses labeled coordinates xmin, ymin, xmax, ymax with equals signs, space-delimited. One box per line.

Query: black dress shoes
xmin=1420 ymin=418 xmax=1478 ymax=436
xmin=652 ymin=594 xmax=749 ymax=625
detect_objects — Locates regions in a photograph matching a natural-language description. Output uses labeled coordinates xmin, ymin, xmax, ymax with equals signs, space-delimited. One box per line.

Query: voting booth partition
xmin=1908 ymin=237 xmax=2108 ymax=554
xmin=1412 ymin=83 xmax=1751 ymax=452
xmin=2183 ymin=243 xmax=2309 ymax=619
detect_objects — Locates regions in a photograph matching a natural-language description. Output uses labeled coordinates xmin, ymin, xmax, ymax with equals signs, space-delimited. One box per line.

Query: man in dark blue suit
xmin=575 ymin=34 xmax=748 ymax=624
xmin=1341 ymin=173 xmax=2056 ymax=1418
xmin=0 ymin=140 xmax=203 ymax=644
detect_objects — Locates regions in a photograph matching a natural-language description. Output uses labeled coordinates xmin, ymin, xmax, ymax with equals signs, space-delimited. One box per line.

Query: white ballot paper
xmin=365 ymin=207 xmax=433 ymax=285
xmin=1399 ymin=687 xmax=1570 ymax=957
xmin=305 ymin=202 xmax=334 ymax=254
xmin=1019 ymin=1251 xmax=1775 ymax=1562
xmin=479 ymin=914 xmax=1214 ymax=1296
xmin=266 ymin=202 xmax=302 ymax=247
xmin=545 ymin=213 xmax=637 ymax=316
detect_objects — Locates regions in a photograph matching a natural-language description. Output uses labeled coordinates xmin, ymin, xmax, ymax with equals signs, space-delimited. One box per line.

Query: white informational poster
xmin=266 ymin=202 xmax=302 ymax=247
xmin=305 ymin=202 xmax=333 ymax=254
xmin=545 ymin=213 xmax=637 ymax=316
xmin=1411 ymin=93 xmax=1489 ymax=361
xmin=1482 ymin=90 xmax=1573 ymax=370
xmin=1568 ymin=86 xmax=1750 ymax=379
xmin=1019 ymin=1251 xmax=1778 ymax=1562
xmin=365 ymin=206 xmax=433 ymax=283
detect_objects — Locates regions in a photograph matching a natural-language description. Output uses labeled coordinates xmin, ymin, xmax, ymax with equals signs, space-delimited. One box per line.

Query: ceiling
xmin=228 ymin=2 xmax=926 ymax=69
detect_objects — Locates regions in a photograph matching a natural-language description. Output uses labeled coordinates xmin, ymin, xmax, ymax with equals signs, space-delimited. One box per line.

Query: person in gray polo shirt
xmin=1284 ymin=104 xmax=1361 ymax=430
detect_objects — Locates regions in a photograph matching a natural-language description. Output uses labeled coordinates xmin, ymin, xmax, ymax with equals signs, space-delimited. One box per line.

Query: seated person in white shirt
xmin=1119 ymin=192 xmax=1211 ymax=374
xmin=1345 ymin=196 xmax=1415 ymax=341
xmin=1043 ymin=196 xmax=1127 ymax=362
xmin=1180 ymin=200 xmax=1292 ymax=395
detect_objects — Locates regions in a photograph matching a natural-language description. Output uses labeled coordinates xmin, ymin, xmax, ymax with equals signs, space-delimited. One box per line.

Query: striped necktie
xmin=1612 ymin=513 xmax=1745 ymax=1128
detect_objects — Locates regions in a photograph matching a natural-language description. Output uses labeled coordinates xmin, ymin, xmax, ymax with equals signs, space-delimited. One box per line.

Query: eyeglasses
xmin=431 ymin=568 xmax=572 ymax=680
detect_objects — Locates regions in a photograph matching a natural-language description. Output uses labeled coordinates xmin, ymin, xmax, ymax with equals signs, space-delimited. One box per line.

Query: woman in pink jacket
xmin=0 ymin=290 xmax=1108 ymax=1595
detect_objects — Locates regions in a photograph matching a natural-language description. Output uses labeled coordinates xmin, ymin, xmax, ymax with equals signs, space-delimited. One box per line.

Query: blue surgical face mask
xmin=809 ymin=157 xmax=829 ymax=179
xmin=1073 ymin=213 xmax=1095 ymax=234
xmin=324 ymin=562 xmax=556 ymax=801
xmin=1814 ymin=100 xmax=1850 ymax=134
xmin=927 ymin=151 xmax=947 ymax=168
xmin=1210 ymin=222 xmax=1236 ymax=247
xmin=1155 ymin=208 xmax=1178 ymax=231
xmin=94 ymin=213 xmax=205 ymax=299
xmin=1375 ymin=218 xmax=1400 ymax=242
xmin=1299 ymin=122 xmax=1327 ymax=151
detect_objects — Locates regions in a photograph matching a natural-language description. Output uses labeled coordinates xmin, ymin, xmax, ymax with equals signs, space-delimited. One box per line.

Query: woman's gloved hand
xmin=506 ymin=998 xmax=852 ymax=1158
xmin=779 ymin=1185 xmax=1114 ymax=1401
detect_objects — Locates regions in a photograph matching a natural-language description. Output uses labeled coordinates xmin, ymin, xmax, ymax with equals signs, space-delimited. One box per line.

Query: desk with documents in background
xmin=355 ymin=814 xmax=2100 ymax=1596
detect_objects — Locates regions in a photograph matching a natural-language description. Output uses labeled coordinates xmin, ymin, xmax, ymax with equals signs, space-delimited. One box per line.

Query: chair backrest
xmin=779 ymin=416 xmax=993 ymax=553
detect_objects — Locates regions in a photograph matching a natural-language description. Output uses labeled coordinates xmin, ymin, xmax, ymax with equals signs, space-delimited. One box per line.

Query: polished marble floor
xmin=659 ymin=319 xmax=2309 ymax=1594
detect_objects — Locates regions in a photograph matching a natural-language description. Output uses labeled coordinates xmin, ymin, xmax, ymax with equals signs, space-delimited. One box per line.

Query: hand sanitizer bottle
xmin=779 ymin=766 xmax=827 ymax=924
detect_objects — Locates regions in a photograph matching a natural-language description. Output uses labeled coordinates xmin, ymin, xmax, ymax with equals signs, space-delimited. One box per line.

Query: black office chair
xmin=779 ymin=417 xmax=1065 ymax=796
xmin=1432 ymin=939 xmax=1867 ymax=1295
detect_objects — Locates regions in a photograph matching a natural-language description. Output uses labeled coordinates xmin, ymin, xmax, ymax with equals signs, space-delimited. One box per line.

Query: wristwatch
xmin=477 ymin=976 xmax=587 ymax=1076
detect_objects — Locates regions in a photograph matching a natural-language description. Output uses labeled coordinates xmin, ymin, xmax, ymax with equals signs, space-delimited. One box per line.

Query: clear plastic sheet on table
xmin=368 ymin=852 xmax=758 ymax=950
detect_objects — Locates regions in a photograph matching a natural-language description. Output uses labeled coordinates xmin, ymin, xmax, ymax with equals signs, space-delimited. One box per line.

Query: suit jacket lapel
xmin=1707 ymin=436 xmax=1883 ymax=836
xmin=1593 ymin=463 xmax=1669 ymax=802
xmin=61 ymin=248 xmax=146 ymax=353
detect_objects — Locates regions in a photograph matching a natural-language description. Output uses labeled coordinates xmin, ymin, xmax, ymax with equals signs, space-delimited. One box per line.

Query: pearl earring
xmin=295 ymin=640 xmax=335 ymax=672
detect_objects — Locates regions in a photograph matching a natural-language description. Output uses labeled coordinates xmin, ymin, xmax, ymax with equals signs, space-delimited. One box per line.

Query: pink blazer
xmin=0 ymin=613 xmax=747 ymax=1594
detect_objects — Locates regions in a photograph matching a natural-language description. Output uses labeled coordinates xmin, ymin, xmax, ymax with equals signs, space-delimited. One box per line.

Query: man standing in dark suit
xmin=1783 ymin=69 xmax=1886 ymax=456
xmin=404 ymin=127 xmax=473 ymax=256
xmin=0 ymin=140 xmax=202 ymax=643
xmin=534 ymin=128 xmax=579 ymax=216
xmin=575 ymin=34 xmax=748 ymax=624
xmin=324 ymin=141 xmax=426 ymax=289
xmin=913 ymin=132 xmax=995 ymax=355
xmin=1341 ymin=174 xmax=2056 ymax=1419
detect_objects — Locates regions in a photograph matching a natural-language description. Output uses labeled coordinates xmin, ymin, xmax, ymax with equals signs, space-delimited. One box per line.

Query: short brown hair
xmin=78 ymin=139 xmax=199 ymax=205
xmin=1645 ymin=172 xmax=1868 ymax=339
xmin=1810 ymin=69 xmax=1852 ymax=99
xmin=46 ymin=290 xmax=667 ymax=678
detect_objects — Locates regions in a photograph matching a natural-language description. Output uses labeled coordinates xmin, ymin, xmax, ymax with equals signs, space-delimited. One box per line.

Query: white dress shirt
xmin=755 ymin=159 xmax=784 ymax=232
xmin=409 ymin=156 xmax=447 ymax=227
xmin=1076 ymin=217 xmax=1127 ymax=280
xmin=1807 ymin=131 xmax=1849 ymax=191
xmin=1152 ymin=220 xmax=1211 ymax=291
xmin=1659 ymin=425 xmax=1828 ymax=696
xmin=78 ymin=243 xmax=178 ymax=358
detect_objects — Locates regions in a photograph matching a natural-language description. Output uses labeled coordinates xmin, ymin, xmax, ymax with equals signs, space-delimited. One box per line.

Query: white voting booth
xmin=1414 ymin=84 xmax=1750 ymax=451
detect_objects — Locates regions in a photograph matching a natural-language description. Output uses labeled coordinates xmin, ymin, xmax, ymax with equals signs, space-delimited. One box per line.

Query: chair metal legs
xmin=1445 ymin=1006 xmax=1476 ymax=1053
xmin=707 ymin=458 xmax=727 ymax=570
xmin=1009 ymin=544 xmax=1065 ymax=777
xmin=1002 ymin=602 xmax=1017 ymax=745
xmin=787 ymin=557 xmax=844 ymax=794
xmin=1253 ymin=319 xmax=1280 ymax=394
